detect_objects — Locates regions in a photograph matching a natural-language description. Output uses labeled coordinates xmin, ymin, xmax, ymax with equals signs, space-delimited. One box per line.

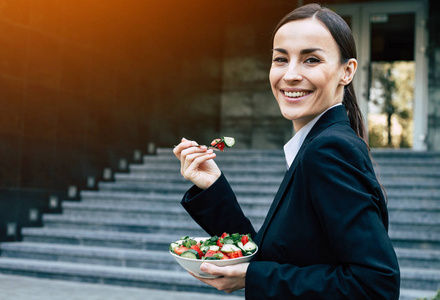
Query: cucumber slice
xmin=209 ymin=245 xmax=220 ymax=251
xmin=223 ymin=137 xmax=235 ymax=148
xmin=221 ymin=244 xmax=240 ymax=253
xmin=237 ymin=241 xmax=257 ymax=252
xmin=180 ymin=249 xmax=199 ymax=259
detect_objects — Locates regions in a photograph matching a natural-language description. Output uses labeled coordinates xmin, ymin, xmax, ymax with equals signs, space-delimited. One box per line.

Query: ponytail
xmin=343 ymin=83 xmax=368 ymax=146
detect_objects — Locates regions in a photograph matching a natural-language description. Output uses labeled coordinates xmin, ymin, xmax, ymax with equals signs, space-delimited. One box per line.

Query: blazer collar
xmin=255 ymin=105 xmax=349 ymax=248
xmin=289 ymin=104 xmax=349 ymax=171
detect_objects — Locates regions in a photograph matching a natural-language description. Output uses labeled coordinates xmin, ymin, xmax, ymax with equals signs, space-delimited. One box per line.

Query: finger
xmin=173 ymin=139 xmax=203 ymax=160
xmin=181 ymin=152 xmax=216 ymax=179
xmin=201 ymin=263 xmax=248 ymax=278
xmin=173 ymin=141 xmax=192 ymax=160
xmin=181 ymin=149 xmax=214 ymax=170
xmin=180 ymin=147 xmax=211 ymax=172
xmin=200 ymin=263 xmax=230 ymax=277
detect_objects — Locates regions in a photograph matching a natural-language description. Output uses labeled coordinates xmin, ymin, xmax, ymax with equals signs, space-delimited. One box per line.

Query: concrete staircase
xmin=0 ymin=148 xmax=439 ymax=299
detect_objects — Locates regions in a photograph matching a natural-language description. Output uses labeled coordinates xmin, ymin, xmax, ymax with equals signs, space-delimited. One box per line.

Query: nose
xmin=283 ymin=63 xmax=302 ymax=83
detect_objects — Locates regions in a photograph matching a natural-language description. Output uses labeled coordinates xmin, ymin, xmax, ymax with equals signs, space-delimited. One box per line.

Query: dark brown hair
xmin=272 ymin=3 xmax=367 ymax=144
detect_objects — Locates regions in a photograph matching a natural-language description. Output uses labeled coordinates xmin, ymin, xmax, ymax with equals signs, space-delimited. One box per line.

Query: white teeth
xmin=284 ymin=91 xmax=310 ymax=98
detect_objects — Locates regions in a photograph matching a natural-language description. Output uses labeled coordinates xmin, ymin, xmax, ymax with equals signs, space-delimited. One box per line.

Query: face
xmin=270 ymin=18 xmax=354 ymax=131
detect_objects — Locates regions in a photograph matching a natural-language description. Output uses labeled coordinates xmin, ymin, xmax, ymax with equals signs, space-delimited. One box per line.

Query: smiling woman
xmin=173 ymin=3 xmax=400 ymax=299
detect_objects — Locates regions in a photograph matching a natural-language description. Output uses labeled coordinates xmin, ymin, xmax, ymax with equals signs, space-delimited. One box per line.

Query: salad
xmin=169 ymin=232 xmax=257 ymax=260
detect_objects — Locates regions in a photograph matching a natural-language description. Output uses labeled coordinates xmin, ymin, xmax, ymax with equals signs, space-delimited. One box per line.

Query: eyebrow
xmin=272 ymin=48 xmax=288 ymax=54
xmin=272 ymin=47 xmax=324 ymax=55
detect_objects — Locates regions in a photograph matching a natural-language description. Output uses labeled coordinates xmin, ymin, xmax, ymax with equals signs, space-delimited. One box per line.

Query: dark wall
xmin=427 ymin=0 xmax=440 ymax=149
xmin=0 ymin=0 xmax=225 ymax=241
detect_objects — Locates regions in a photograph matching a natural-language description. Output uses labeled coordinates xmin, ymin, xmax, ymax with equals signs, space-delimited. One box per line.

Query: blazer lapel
xmin=254 ymin=105 xmax=349 ymax=247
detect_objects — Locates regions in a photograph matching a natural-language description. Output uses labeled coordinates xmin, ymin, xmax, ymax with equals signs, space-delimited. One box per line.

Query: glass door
xmin=332 ymin=1 xmax=428 ymax=150
xmin=368 ymin=13 xmax=415 ymax=148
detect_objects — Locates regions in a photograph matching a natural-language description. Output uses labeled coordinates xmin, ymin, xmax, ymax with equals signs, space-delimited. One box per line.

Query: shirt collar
xmin=283 ymin=103 xmax=342 ymax=169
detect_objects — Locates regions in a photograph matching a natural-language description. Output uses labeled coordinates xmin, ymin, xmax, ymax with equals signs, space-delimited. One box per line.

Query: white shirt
xmin=284 ymin=103 xmax=342 ymax=169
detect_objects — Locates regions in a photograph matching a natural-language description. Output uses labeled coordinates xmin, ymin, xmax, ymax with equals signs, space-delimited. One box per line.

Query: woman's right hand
xmin=173 ymin=138 xmax=221 ymax=190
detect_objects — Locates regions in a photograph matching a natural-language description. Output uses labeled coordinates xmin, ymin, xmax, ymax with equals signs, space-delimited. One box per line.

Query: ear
xmin=340 ymin=58 xmax=357 ymax=86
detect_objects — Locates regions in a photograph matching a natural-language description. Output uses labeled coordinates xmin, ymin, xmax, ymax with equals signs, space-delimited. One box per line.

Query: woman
xmin=173 ymin=3 xmax=400 ymax=299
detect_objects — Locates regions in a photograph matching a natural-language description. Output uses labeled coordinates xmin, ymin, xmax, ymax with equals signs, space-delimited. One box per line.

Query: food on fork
xmin=210 ymin=137 xmax=235 ymax=151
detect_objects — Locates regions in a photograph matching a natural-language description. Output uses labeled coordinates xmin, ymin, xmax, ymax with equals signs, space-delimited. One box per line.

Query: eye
xmin=273 ymin=57 xmax=288 ymax=63
xmin=305 ymin=57 xmax=321 ymax=64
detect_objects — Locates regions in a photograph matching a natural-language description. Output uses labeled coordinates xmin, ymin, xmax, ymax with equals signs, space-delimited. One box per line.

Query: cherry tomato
xmin=241 ymin=235 xmax=249 ymax=246
xmin=204 ymin=250 xmax=217 ymax=257
xmin=216 ymin=142 xmax=225 ymax=151
xmin=174 ymin=246 xmax=189 ymax=255
xmin=229 ymin=250 xmax=243 ymax=259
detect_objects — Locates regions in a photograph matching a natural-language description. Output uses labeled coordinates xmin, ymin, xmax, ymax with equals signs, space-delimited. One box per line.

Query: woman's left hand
xmin=190 ymin=262 xmax=249 ymax=294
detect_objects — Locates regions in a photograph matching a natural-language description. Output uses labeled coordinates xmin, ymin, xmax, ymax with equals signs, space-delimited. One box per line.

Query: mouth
xmin=282 ymin=90 xmax=313 ymax=99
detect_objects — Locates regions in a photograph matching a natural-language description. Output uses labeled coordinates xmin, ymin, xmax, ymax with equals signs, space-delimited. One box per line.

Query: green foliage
xmin=368 ymin=61 xmax=414 ymax=148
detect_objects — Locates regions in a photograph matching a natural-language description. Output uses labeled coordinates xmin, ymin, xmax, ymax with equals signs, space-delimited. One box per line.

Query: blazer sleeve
xmin=246 ymin=135 xmax=400 ymax=299
xmin=181 ymin=173 xmax=256 ymax=238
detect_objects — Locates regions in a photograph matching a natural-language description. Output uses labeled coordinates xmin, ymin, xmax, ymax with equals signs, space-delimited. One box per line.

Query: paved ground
xmin=2 ymin=273 xmax=438 ymax=300
xmin=0 ymin=274 xmax=244 ymax=300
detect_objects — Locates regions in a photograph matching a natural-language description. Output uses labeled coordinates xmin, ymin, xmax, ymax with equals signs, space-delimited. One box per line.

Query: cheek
xmin=269 ymin=67 xmax=282 ymax=88
xmin=269 ymin=70 xmax=278 ymax=97
xmin=319 ymin=65 xmax=343 ymax=88
xmin=307 ymin=67 xmax=328 ymax=86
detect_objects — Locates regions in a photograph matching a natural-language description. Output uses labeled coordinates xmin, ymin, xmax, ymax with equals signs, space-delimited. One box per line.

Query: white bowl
xmin=169 ymin=237 xmax=258 ymax=278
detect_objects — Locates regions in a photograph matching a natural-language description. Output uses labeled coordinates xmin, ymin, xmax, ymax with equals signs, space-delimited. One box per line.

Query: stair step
xmin=61 ymin=201 xmax=268 ymax=222
xmin=79 ymin=192 xmax=274 ymax=211
xmin=129 ymin=164 xmax=287 ymax=175
xmin=0 ymin=257 xmax=240 ymax=295
xmin=375 ymin=169 xmax=440 ymax=177
xmin=386 ymin=189 xmax=440 ymax=199
xmin=61 ymin=200 xmax=439 ymax=228
xmin=399 ymin=289 xmax=439 ymax=300
xmin=115 ymin=173 xmax=285 ymax=185
xmin=387 ymin=199 xmax=440 ymax=210
xmin=21 ymin=228 xmax=181 ymax=250
xmin=97 ymin=181 xmax=280 ymax=196
xmin=389 ymin=211 xmax=440 ymax=226
xmin=81 ymin=190 xmax=184 ymax=201
xmin=389 ymin=230 xmax=440 ymax=250
xmin=395 ymin=248 xmax=440 ymax=269
xmin=0 ymin=242 xmax=181 ymax=271
xmin=42 ymin=214 xmax=206 ymax=236
xmin=60 ymin=202 xmax=438 ymax=238
xmin=400 ymin=267 xmax=440 ymax=291
xmin=98 ymin=180 xmax=439 ymax=195
xmin=114 ymin=172 xmax=439 ymax=187
xmin=79 ymin=190 xmax=440 ymax=209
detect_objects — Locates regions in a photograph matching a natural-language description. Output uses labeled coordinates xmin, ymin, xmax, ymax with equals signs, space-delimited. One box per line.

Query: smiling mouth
xmin=282 ymin=90 xmax=312 ymax=98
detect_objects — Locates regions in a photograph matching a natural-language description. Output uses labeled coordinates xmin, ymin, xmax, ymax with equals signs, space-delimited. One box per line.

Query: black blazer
xmin=181 ymin=105 xmax=400 ymax=299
